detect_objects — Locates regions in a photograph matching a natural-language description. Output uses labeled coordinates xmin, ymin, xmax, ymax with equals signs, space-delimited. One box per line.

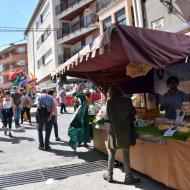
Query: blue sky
xmin=0 ymin=0 xmax=38 ymax=51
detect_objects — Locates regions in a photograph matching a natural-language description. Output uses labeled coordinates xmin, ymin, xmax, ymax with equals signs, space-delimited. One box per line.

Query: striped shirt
xmin=36 ymin=93 xmax=55 ymax=111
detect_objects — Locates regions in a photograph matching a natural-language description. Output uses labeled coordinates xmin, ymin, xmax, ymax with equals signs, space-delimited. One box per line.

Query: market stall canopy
xmin=52 ymin=24 xmax=190 ymax=91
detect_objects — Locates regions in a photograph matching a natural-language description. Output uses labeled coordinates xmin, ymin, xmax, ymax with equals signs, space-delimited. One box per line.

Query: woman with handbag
xmin=21 ymin=91 xmax=32 ymax=125
xmin=2 ymin=91 xmax=14 ymax=137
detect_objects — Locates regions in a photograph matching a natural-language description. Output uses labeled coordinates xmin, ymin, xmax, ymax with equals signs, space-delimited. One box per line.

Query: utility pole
xmin=32 ymin=29 xmax=36 ymax=76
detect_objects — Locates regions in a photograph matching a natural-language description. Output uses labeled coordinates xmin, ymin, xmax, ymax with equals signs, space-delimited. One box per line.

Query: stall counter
xmin=93 ymin=126 xmax=190 ymax=190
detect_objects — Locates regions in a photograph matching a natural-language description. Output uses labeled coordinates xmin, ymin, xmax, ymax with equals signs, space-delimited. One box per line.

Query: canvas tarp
xmin=52 ymin=24 xmax=190 ymax=91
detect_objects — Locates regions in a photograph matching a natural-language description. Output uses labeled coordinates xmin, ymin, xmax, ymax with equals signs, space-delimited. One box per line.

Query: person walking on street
xmin=59 ymin=87 xmax=67 ymax=114
xmin=103 ymin=86 xmax=140 ymax=185
xmin=2 ymin=91 xmax=14 ymax=137
xmin=36 ymin=89 xmax=55 ymax=150
xmin=48 ymin=90 xmax=61 ymax=141
xmin=21 ymin=91 xmax=32 ymax=125
xmin=11 ymin=86 xmax=22 ymax=128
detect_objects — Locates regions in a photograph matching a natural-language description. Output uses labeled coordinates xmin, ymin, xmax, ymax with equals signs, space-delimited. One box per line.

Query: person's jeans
xmin=2 ymin=109 xmax=13 ymax=129
xmin=52 ymin=116 xmax=59 ymax=139
xmin=14 ymin=107 xmax=21 ymax=126
xmin=21 ymin=107 xmax=31 ymax=123
xmin=60 ymin=103 xmax=67 ymax=113
xmin=108 ymin=148 xmax=131 ymax=177
xmin=38 ymin=119 xmax=53 ymax=148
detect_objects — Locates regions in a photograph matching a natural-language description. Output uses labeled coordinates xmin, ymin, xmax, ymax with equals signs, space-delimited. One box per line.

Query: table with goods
xmin=89 ymin=98 xmax=190 ymax=190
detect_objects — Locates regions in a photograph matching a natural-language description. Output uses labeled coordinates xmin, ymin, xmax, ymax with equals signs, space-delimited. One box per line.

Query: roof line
xmin=24 ymin=0 xmax=46 ymax=36
xmin=0 ymin=43 xmax=27 ymax=56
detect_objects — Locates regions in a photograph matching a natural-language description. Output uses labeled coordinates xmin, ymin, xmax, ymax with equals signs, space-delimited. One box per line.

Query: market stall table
xmin=93 ymin=124 xmax=190 ymax=190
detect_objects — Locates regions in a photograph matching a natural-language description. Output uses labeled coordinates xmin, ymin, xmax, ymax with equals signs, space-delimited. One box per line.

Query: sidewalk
xmin=0 ymin=107 xmax=171 ymax=190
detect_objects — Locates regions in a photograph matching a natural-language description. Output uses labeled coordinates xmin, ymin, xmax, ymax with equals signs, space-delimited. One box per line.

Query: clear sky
xmin=0 ymin=0 xmax=38 ymax=51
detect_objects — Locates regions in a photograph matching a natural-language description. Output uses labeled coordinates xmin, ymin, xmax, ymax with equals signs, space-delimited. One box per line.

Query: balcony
xmin=55 ymin=0 xmax=94 ymax=20
xmin=58 ymin=52 xmax=72 ymax=64
xmin=58 ymin=48 xmax=83 ymax=64
xmin=96 ymin=0 xmax=119 ymax=13
xmin=0 ymin=66 xmax=28 ymax=77
xmin=0 ymin=53 xmax=27 ymax=65
xmin=57 ymin=13 xmax=98 ymax=44
xmin=0 ymin=82 xmax=12 ymax=89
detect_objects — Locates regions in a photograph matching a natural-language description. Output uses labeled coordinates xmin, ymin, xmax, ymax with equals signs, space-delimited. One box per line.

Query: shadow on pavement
xmin=23 ymin=126 xmax=37 ymax=130
xmin=50 ymin=140 xmax=70 ymax=146
xmin=12 ymin=129 xmax=26 ymax=133
xmin=0 ymin=136 xmax=35 ymax=144
xmin=110 ymin=169 xmax=173 ymax=190
xmin=77 ymin=149 xmax=107 ymax=162
xmin=47 ymin=148 xmax=77 ymax=157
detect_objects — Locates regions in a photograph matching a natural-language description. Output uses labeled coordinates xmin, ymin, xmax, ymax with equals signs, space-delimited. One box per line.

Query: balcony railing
xmin=58 ymin=52 xmax=72 ymax=64
xmin=96 ymin=0 xmax=118 ymax=12
xmin=57 ymin=13 xmax=98 ymax=39
xmin=55 ymin=0 xmax=83 ymax=15
xmin=58 ymin=48 xmax=84 ymax=64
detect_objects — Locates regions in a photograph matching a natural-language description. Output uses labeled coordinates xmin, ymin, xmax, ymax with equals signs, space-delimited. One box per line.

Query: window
xmin=36 ymin=27 xmax=51 ymax=49
xmin=44 ymin=49 xmax=52 ymax=65
xmin=152 ymin=18 xmax=164 ymax=30
xmin=103 ymin=16 xmax=112 ymax=31
xmin=115 ymin=8 xmax=126 ymax=25
xmin=37 ymin=49 xmax=52 ymax=68
xmin=35 ymin=3 xmax=50 ymax=28
xmin=17 ymin=60 xmax=26 ymax=66
xmin=17 ymin=47 xmax=26 ymax=54
xmin=37 ymin=58 xmax=43 ymax=68
xmin=41 ymin=3 xmax=50 ymax=23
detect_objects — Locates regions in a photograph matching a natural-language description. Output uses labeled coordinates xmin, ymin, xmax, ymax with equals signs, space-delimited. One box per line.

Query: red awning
xmin=52 ymin=25 xmax=190 ymax=90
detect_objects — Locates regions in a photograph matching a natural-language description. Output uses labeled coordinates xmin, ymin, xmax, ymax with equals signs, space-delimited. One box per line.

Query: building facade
xmin=25 ymin=0 xmax=58 ymax=88
xmin=55 ymin=0 xmax=99 ymax=66
xmin=25 ymin=0 xmax=99 ymax=86
xmin=97 ymin=0 xmax=133 ymax=34
xmin=0 ymin=44 xmax=28 ymax=89
xmin=140 ymin=0 xmax=190 ymax=33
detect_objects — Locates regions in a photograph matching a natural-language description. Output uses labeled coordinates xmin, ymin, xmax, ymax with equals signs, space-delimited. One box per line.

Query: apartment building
xmin=97 ymin=0 xmax=133 ymax=34
xmin=54 ymin=0 xmax=99 ymax=70
xmin=25 ymin=0 xmax=99 ymax=86
xmin=0 ymin=44 xmax=28 ymax=89
xmin=142 ymin=0 xmax=190 ymax=33
xmin=25 ymin=0 xmax=58 ymax=87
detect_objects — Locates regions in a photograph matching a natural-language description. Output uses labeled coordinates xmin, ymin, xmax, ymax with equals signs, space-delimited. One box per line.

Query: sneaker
xmin=103 ymin=173 xmax=113 ymax=183
xmin=9 ymin=133 xmax=13 ymax=138
xmin=55 ymin=138 xmax=61 ymax=141
xmin=38 ymin=146 xmax=44 ymax=150
xmin=44 ymin=146 xmax=51 ymax=151
xmin=124 ymin=175 xmax=140 ymax=185
xmin=4 ymin=128 xmax=7 ymax=136
xmin=83 ymin=143 xmax=89 ymax=147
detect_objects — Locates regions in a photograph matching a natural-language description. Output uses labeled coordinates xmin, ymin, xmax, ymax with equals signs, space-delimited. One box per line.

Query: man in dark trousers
xmin=36 ymin=89 xmax=55 ymax=150
xmin=59 ymin=87 xmax=67 ymax=114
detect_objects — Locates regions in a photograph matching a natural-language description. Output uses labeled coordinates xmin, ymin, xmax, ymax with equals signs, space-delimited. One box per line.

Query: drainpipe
xmin=136 ymin=0 xmax=144 ymax=27
xmin=132 ymin=0 xmax=138 ymax=27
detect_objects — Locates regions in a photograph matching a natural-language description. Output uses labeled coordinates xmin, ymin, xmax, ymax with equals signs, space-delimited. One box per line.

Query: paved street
xmin=0 ymin=107 xmax=171 ymax=190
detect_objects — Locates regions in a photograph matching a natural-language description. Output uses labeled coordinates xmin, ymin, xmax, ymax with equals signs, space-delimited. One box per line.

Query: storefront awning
xmin=52 ymin=24 xmax=190 ymax=91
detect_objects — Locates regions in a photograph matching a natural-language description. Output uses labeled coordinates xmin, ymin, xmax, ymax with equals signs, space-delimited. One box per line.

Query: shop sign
xmin=126 ymin=62 xmax=152 ymax=78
